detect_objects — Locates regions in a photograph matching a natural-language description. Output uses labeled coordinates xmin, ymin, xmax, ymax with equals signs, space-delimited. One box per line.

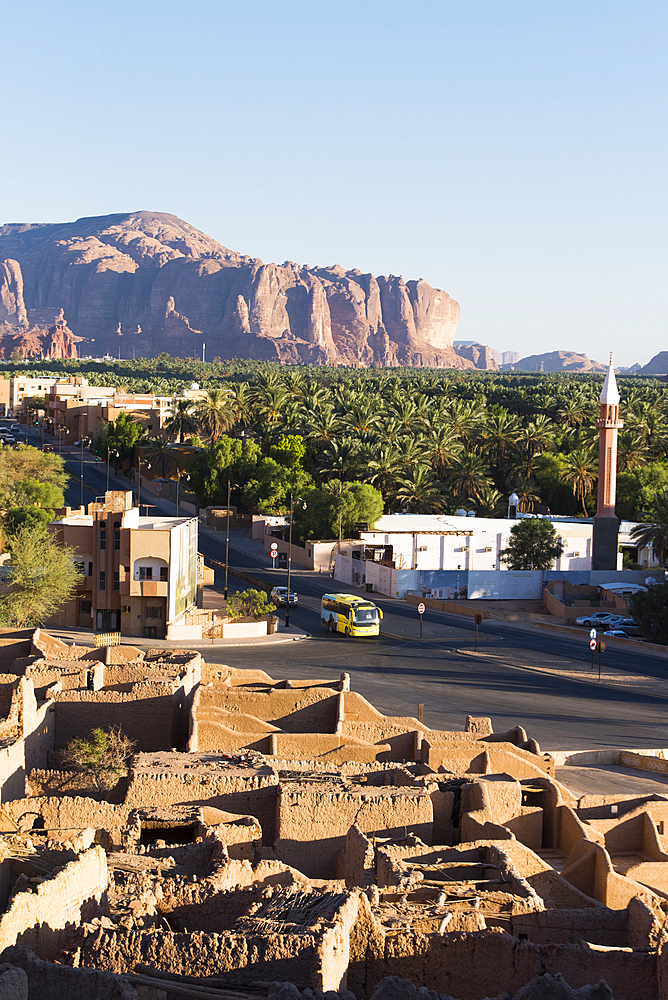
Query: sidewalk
xmin=45 ymin=623 xmax=310 ymax=651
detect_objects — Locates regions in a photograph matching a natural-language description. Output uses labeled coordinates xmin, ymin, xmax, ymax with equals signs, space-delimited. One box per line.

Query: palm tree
xmin=342 ymin=399 xmax=381 ymax=435
xmin=320 ymin=437 xmax=361 ymax=480
xmin=517 ymin=415 xmax=555 ymax=459
xmin=165 ymin=398 xmax=197 ymax=443
xmin=513 ymin=476 xmax=542 ymax=513
xmin=368 ymin=444 xmax=403 ymax=498
xmin=195 ymin=389 xmax=235 ymax=443
xmin=393 ymin=466 xmax=446 ymax=513
xmin=228 ymin=382 xmax=251 ymax=427
xmin=425 ymin=425 xmax=463 ymax=481
xmin=473 ymin=486 xmax=505 ymax=518
xmin=562 ymin=447 xmax=598 ymax=516
xmin=448 ymin=454 xmax=493 ymax=501
xmin=617 ymin=430 xmax=647 ymax=472
xmin=631 ymin=491 xmax=668 ymax=564
xmin=305 ymin=404 xmax=340 ymax=445
xmin=481 ymin=411 xmax=520 ymax=466
xmin=145 ymin=436 xmax=172 ymax=479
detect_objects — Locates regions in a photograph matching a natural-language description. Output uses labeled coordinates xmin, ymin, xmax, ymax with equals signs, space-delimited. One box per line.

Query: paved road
xmin=51 ymin=437 xmax=668 ymax=754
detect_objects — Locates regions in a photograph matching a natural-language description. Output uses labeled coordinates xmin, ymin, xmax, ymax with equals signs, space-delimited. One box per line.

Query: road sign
xmin=474 ymin=613 xmax=483 ymax=625
xmin=270 ymin=542 xmax=278 ymax=551
xmin=589 ymin=638 xmax=597 ymax=651
xmin=418 ymin=602 xmax=425 ymax=614
xmin=590 ymin=628 xmax=596 ymax=639
xmin=156 ymin=484 xmax=162 ymax=493
xmin=598 ymin=641 xmax=606 ymax=653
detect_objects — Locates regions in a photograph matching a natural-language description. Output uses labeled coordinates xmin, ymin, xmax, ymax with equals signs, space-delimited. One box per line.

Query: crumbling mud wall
xmin=0 ymin=847 xmax=107 ymax=961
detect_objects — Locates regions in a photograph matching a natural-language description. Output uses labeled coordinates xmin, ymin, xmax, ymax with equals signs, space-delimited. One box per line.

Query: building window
xmin=113 ymin=522 xmax=121 ymax=550
xmin=99 ymin=571 xmax=106 ymax=590
xmin=145 ymin=606 xmax=162 ymax=620
xmin=160 ymin=567 xmax=168 ymax=581
xmin=88 ymin=562 xmax=93 ymax=577
xmin=99 ymin=526 xmax=106 ymax=550
xmin=138 ymin=566 xmax=153 ymax=580
xmin=75 ymin=561 xmax=85 ymax=575
xmin=113 ymin=572 xmax=120 ymax=591
xmin=79 ymin=600 xmax=92 ymax=615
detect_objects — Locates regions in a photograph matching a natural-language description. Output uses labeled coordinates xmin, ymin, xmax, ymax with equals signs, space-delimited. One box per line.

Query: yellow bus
xmin=320 ymin=593 xmax=383 ymax=637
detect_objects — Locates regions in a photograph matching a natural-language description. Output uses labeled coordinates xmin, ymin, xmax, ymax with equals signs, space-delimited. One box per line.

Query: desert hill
xmin=505 ymin=350 xmax=606 ymax=373
xmin=0 ymin=211 xmax=469 ymax=367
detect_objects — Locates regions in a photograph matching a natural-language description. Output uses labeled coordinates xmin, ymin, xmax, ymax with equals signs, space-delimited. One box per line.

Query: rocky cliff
xmin=507 ymin=351 xmax=606 ymax=373
xmin=637 ymin=352 xmax=668 ymax=375
xmin=0 ymin=260 xmax=82 ymax=360
xmin=0 ymin=212 xmax=466 ymax=367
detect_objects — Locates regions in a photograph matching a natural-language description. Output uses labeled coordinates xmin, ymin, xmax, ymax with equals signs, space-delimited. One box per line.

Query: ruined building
xmin=0 ymin=627 xmax=664 ymax=998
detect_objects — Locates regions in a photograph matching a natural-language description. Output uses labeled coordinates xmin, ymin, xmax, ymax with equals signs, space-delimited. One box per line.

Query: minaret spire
xmin=591 ymin=353 xmax=623 ymax=570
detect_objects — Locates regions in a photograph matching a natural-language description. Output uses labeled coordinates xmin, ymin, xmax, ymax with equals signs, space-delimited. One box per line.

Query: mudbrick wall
xmin=0 ymin=847 xmax=107 ymax=961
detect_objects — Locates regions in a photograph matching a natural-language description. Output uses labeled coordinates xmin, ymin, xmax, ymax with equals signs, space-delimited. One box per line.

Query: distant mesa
xmin=636 ymin=352 xmax=668 ymax=375
xmin=503 ymin=351 xmax=607 ymax=373
xmin=0 ymin=211 xmax=467 ymax=367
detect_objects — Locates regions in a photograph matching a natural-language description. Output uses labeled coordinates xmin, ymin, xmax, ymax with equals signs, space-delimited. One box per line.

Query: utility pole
xmin=286 ymin=493 xmax=294 ymax=629
xmin=224 ymin=479 xmax=232 ymax=600
xmin=202 ymin=342 xmax=206 ymax=363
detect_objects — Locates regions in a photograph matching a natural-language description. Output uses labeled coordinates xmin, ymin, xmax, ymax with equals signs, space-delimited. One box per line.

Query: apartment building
xmin=0 ymin=375 xmax=61 ymax=418
xmin=48 ymin=491 xmax=198 ymax=638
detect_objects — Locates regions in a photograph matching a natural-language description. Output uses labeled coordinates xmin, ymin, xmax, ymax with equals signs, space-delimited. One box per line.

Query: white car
xmin=575 ymin=613 xmax=626 ymax=628
xmin=270 ymin=586 xmax=298 ymax=607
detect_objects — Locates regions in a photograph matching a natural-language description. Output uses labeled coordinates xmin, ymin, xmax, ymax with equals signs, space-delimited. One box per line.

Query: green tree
xmin=226 ymin=588 xmax=276 ymax=621
xmin=293 ymin=480 xmax=383 ymax=543
xmin=145 ymin=436 xmax=172 ymax=479
xmin=63 ymin=726 xmax=135 ymax=799
xmin=270 ymin=434 xmax=306 ymax=471
xmin=195 ymin=389 xmax=235 ymax=443
xmin=630 ymin=490 xmax=668 ymax=565
xmin=187 ymin=435 xmax=261 ymax=507
xmin=393 ymin=466 xmax=446 ymax=513
xmin=499 ymin=518 xmax=564 ymax=570
xmin=0 ymin=525 xmax=82 ymax=626
xmin=562 ymin=447 xmax=598 ymax=516
xmin=91 ymin=412 xmax=145 ymax=470
xmin=164 ymin=398 xmax=197 ymax=443
xmin=628 ymin=584 xmax=668 ymax=644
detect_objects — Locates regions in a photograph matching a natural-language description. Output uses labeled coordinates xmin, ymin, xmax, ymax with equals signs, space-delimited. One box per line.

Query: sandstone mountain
xmin=0 ymin=259 xmax=81 ymax=360
xmin=636 ymin=352 xmax=668 ymax=375
xmin=0 ymin=211 xmax=468 ymax=367
xmin=453 ymin=342 xmax=498 ymax=370
xmin=505 ymin=351 xmax=606 ymax=373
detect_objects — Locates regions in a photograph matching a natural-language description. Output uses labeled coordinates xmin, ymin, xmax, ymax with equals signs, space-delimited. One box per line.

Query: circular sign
xmin=156 ymin=485 xmax=162 ymax=493
xmin=599 ymin=642 xmax=606 ymax=652
xmin=589 ymin=628 xmax=597 ymax=639
xmin=474 ymin=613 xmax=483 ymax=625
xmin=270 ymin=542 xmax=278 ymax=551
xmin=589 ymin=638 xmax=597 ymax=651
xmin=418 ymin=602 xmax=425 ymax=615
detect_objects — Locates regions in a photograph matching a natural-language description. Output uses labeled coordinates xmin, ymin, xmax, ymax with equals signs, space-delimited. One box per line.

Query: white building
xmin=333 ymin=512 xmax=657 ymax=599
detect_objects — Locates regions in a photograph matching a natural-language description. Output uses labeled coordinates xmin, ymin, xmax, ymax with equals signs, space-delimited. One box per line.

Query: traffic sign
xmin=474 ymin=613 xmax=483 ymax=625
xmin=590 ymin=628 xmax=596 ymax=639
xmin=589 ymin=638 xmax=597 ymax=651
xmin=418 ymin=602 xmax=425 ymax=615
xmin=270 ymin=542 xmax=278 ymax=551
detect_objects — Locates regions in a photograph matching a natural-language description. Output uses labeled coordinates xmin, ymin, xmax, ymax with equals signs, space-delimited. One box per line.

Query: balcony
xmin=128 ymin=580 xmax=168 ymax=597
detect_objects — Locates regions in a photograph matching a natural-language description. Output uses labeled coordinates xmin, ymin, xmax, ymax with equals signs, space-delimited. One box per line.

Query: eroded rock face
xmin=0 ymin=259 xmax=83 ymax=359
xmin=511 ymin=351 xmax=606 ymax=373
xmin=454 ymin=342 xmax=498 ymax=370
xmin=638 ymin=352 xmax=668 ymax=375
xmin=0 ymin=212 xmax=464 ymax=367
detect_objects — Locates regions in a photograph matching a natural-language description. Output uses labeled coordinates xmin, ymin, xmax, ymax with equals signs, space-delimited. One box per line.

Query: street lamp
xmin=224 ymin=479 xmax=238 ymax=601
xmin=137 ymin=456 xmax=152 ymax=514
xmin=79 ymin=435 xmax=90 ymax=506
xmin=175 ymin=469 xmax=190 ymax=517
xmin=285 ymin=493 xmax=307 ymax=629
xmin=106 ymin=444 xmax=119 ymax=492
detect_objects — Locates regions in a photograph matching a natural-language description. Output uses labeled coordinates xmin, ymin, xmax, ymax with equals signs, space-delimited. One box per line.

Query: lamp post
xmin=285 ymin=493 xmax=307 ymax=629
xmin=106 ymin=444 xmax=119 ymax=492
xmin=137 ymin=456 xmax=151 ymax=514
xmin=224 ymin=479 xmax=238 ymax=601
xmin=175 ymin=470 xmax=190 ymax=517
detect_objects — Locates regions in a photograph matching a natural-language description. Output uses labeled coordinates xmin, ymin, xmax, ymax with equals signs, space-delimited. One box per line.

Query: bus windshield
xmin=353 ymin=607 xmax=379 ymax=623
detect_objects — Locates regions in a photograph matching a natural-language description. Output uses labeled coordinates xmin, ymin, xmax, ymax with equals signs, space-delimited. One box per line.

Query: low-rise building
xmin=48 ymin=490 xmax=198 ymax=638
xmin=334 ymin=512 xmax=658 ymax=598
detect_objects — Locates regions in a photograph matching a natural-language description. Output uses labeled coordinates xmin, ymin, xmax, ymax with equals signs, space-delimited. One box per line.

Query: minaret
xmin=591 ymin=354 xmax=623 ymax=571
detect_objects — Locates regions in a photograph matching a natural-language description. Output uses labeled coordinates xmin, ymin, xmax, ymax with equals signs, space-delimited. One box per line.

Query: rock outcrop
xmin=0 ymin=260 xmax=83 ymax=359
xmin=637 ymin=352 xmax=668 ymax=375
xmin=507 ymin=351 xmax=606 ymax=373
xmin=453 ymin=342 xmax=498 ymax=369
xmin=0 ymin=212 xmax=465 ymax=367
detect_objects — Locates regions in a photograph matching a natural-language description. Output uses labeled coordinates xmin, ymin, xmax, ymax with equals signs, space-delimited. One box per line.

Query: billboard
xmin=169 ymin=518 xmax=197 ymax=622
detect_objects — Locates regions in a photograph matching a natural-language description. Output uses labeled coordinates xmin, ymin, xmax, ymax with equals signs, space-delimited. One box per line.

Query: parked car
xmin=603 ymin=629 xmax=640 ymax=639
xmin=0 ymin=434 xmax=16 ymax=445
xmin=270 ymin=586 xmax=299 ymax=607
xmin=575 ymin=613 xmax=626 ymax=628
xmin=41 ymin=443 xmax=54 ymax=452
xmin=9 ymin=424 xmax=20 ymax=433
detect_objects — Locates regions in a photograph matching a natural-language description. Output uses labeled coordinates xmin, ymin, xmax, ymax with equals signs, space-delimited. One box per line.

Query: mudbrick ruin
xmin=0 ymin=629 xmax=664 ymax=998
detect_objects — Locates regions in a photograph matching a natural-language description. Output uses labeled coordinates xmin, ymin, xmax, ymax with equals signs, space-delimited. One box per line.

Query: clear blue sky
xmin=1 ymin=1 xmax=665 ymax=366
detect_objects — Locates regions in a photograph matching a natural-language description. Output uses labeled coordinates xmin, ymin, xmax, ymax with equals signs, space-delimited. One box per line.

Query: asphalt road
xmin=51 ymin=437 xmax=668 ymax=754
